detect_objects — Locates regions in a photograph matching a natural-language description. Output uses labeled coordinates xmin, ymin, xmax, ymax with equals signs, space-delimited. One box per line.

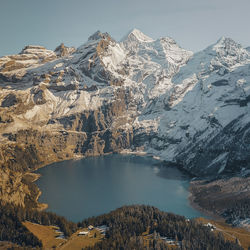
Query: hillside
xmin=0 ymin=29 xmax=249 ymax=233
xmin=0 ymin=203 xmax=246 ymax=249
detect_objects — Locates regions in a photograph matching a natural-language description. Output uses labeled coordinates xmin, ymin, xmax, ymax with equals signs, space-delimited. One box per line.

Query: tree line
xmin=0 ymin=202 xmax=245 ymax=249
xmin=223 ymin=198 xmax=250 ymax=224
xmin=0 ymin=201 xmax=77 ymax=248
xmin=80 ymin=205 xmax=243 ymax=250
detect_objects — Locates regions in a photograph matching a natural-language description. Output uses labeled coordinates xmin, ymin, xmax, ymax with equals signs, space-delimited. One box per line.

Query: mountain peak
xmin=88 ymin=30 xmax=112 ymax=41
xmin=203 ymin=36 xmax=250 ymax=60
xmin=212 ymin=36 xmax=241 ymax=51
xmin=54 ymin=43 xmax=75 ymax=57
xmin=121 ymin=28 xmax=154 ymax=43
xmin=20 ymin=45 xmax=47 ymax=54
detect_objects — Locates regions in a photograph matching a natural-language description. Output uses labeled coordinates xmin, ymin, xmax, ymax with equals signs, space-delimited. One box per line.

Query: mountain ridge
xmin=0 ymin=29 xmax=250 ymax=212
xmin=0 ymin=29 xmax=250 ymax=177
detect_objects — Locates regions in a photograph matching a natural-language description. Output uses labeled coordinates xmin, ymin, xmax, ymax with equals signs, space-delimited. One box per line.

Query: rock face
xmin=1 ymin=93 xmax=17 ymax=107
xmin=190 ymin=176 xmax=250 ymax=224
xmin=54 ymin=43 xmax=76 ymax=57
xmin=0 ymin=30 xmax=250 ymax=206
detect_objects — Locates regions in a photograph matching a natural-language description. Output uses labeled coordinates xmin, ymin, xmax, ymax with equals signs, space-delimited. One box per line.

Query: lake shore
xmin=188 ymin=186 xmax=223 ymax=221
xmin=189 ymin=176 xmax=250 ymax=232
xmin=27 ymin=150 xmax=249 ymax=232
xmin=34 ymin=153 xmax=203 ymax=221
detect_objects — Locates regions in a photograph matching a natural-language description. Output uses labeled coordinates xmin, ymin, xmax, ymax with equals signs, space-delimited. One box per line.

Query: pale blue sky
xmin=1 ymin=0 xmax=250 ymax=56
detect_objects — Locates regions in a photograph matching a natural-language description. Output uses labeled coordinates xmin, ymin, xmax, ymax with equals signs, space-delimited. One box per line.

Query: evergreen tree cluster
xmin=79 ymin=205 xmax=243 ymax=250
xmin=223 ymin=198 xmax=250 ymax=224
xmin=0 ymin=202 xmax=245 ymax=249
xmin=0 ymin=201 xmax=77 ymax=247
xmin=0 ymin=202 xmax=42 ymax=248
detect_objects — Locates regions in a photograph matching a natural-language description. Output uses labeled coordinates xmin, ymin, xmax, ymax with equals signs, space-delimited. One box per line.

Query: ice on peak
xmin=199 ymin=36 xmax=250 ymax=66
xmin=216 ymin=36 xmax=226 ymax=43
xmin=121 ymin=28 xmax=154 ymax=43
xmin=212 ymin=36 xmax=242 ymax=51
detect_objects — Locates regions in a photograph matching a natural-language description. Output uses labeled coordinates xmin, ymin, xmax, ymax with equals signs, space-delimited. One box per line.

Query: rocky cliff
xmin=0 ymin=29 xmax=250 ymax=208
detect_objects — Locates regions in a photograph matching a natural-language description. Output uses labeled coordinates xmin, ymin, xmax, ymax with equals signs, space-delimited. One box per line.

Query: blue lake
xmin=36 ymin=154 xmax=203 ymax=222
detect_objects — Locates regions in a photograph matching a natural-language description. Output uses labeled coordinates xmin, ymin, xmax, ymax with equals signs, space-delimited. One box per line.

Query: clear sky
xmin=1 ymin=0 xmax=250 ymax=56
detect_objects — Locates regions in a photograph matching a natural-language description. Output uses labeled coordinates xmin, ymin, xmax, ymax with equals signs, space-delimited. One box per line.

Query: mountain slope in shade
xmin=0 ymin=29 xmax=250 ymax=177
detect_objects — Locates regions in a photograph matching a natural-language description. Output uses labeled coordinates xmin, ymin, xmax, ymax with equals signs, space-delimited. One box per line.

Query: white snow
xmin=1 ymin=30 xmax=250 ymax=175
xmin=121 ymin=28 xmax=154 ymax=43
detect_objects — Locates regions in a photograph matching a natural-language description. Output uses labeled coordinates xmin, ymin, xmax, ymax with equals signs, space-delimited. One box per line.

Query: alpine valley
xmin=0 ymin=29 xmax=250 ymax=248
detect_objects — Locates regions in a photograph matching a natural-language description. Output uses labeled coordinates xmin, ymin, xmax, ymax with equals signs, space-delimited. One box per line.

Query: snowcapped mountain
xmin=1 ymin=29 xmax=250 ymax=178
xmin=139 ymin=36 xmax=250 ymax=176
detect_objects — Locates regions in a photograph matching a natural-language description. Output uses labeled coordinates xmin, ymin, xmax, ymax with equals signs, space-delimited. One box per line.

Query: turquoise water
xmin=36 ymin=154 xmax=203 ymax=222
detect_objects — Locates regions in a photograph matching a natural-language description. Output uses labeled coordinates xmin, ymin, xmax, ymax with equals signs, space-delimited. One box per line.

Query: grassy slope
xmin=23 ymin=221 xmax=65 ymax=249
xmin=23 ymin=221 xmax=104 ymax=249
xmin=196 ymin=218 xmax=250 ymax=250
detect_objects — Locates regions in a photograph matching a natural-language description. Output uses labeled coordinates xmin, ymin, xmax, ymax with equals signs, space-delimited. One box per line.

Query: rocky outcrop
xmin=0 ymin=29 xmax=250 ymax=209
xmin=1 ymin=93 xmax=17 ymax=107
xmin=54 ymin=43 xmax=76 ymax=57
xmin=0 ymin=45 xmax=57 ymax=83
xmin=0 ymin=130 xmax=86 ymax=207
xmin=174 ymin=116 xmax=250 ymax=176
xmin=190 ymin=176 xmax=250 ymax=222
xmin=0 ymin=85 xmax=134 ymax=207
xmin=0 ymin=123 xmax=133 ymax=207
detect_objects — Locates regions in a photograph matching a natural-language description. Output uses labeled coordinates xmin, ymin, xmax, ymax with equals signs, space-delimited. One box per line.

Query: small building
xmin=205 ymin=223 xmax=216 ymax=230
xmin=56 ymin=235 xmax=65 ymax=239
xmin=88 ymin=225 xmax=94 ymax=231
xmin=96 ymin=225 xmax=109 ymax=234
xmin=78 ymin=231 xmax=89 ymax=236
